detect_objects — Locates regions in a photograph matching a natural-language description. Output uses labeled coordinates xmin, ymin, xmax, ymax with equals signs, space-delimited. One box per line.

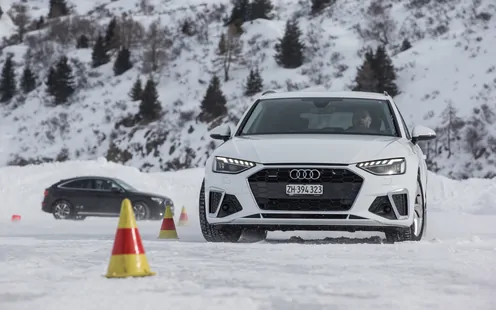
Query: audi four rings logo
xmin=289 ymin=169 xmax=321 ymax=180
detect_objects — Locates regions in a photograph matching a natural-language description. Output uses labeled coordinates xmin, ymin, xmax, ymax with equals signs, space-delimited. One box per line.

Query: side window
xmin=94 ymin=179 xmax=113 ymax=190
xmin=60 ymin=179 xmax=92 ymax=189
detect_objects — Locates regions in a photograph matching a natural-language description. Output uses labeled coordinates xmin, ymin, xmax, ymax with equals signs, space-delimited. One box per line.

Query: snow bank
xmin=0 ymin=159 xmax=495 ymax=222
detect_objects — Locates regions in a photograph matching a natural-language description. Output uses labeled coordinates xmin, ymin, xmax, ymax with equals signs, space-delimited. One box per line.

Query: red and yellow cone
xmin=158 ymin=205 xmax=178 ymax=239
xmin=105 ymin=198 xmax=156 ymax=278
xmin=178 ymin=206 xmax=188 ymax=226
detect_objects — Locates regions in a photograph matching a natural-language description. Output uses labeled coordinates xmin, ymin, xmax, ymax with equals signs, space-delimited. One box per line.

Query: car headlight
xmin=356 ymin=158 xmax=406 ymax=175
xmin=213 ymin=156 xmax=256 ymax=174
xmin=151 ymin=197 xmax=164 ymax=204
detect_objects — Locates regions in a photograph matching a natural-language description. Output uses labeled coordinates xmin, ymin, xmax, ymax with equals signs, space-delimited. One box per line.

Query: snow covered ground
xmin=0 ymin=159 xmax=496 ymax=309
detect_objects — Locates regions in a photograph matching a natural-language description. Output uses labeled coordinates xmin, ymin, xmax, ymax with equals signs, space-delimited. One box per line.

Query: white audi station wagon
xmin=199 ymin=90 xmax=436 ymax=243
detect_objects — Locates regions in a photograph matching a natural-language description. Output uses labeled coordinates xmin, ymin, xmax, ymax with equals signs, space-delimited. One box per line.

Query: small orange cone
xmin=105 ymin=198 xmax=156 ymax=278
xmin=178 ymin=206 xmax=188 ymax=226
xmin=11 ymin=214 xmax=21 ymax=222
xmin=158 ymin=205 xmax=178 ymax=239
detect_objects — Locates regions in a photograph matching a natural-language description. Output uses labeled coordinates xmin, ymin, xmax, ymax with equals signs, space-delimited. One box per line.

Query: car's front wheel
xmin=132 ymin=201 xmax=149 ymax=221
xmin=199 ymin=179 xmax=243 ymax=242
xmin=385 ymin=179 xmax=426 ymax=243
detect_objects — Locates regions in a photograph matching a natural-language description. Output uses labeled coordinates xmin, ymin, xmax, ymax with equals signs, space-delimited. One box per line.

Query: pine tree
xmin=199 ymin=75 xmax=227 ymax=122
xmin=91 ymin=35 xmax=109 ymax=68
xmin=0 ymin=55 xmax=17 ymax=103
xmin=53 ymin=56 xmax=75 ymax=105
xmin=352 ymin=49 xmax=378 ymax=92
xmin=226 ymin=0 xmax=251 ymax=25
xmin=139 ymin=77 xmax=162 ymax=121
xmin=400 ymin=38 xmax=412 ymax=52
xmin=76 ymin=35 xmax=89 ymax=48
xmin=352 ymin=46 xmax=398 ymax=96
xmin=129 ymin=77 xmax=142 ymax=101
xmin=45 ymin=66 xmax=57 ymax=98
xmin=36 ymin=16 xmax=44 ymax=29
xmin=311 ymin=0 xmax=333 ymax=15
xmin=104 ymin=17 xmax=120 ymax=51
xmin=0 ymin=6 xmax=3 ymax=19
xmin=217 ymin=33 xmax=227 ymax=55
xmin=274 ymin=19 xmax=305 ymax=69
xmin=251 ymin=0 xmax=274 ymax=20
xmin=48 ymin=0 xmax=69 ymax=19
xmin=20 ymin=65 xmax=36 ymax=93
xmin=113 ymin=47 xmax=133 ymax=76
xmin=244 ymin=68 xmax=263 ymax=96
xmin=373 ymin=45 xmax=398 ymax=97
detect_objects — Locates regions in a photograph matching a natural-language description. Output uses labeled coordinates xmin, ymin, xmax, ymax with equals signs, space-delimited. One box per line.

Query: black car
xmin=41 ymin=176 xmax=174 ymax=221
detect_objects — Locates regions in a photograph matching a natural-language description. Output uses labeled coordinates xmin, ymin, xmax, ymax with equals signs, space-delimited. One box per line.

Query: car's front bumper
xmin=204 ymin=163 xmax=418 ymax=232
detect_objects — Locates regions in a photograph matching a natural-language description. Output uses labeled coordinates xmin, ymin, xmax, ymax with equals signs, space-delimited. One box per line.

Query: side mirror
xmin=111 ymin=187 xmax=123 ymax=193
xmin=411 ymin=125 xmax=436 ymax=144
xmin=210 ymin=124 xmax=231 ymax=142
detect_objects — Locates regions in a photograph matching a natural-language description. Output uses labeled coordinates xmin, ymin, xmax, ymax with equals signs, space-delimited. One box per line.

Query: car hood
xmin=217 ymin=134 xmax=411 ymax=164
xmin=135 ymin=192 xmax=171 ymax=201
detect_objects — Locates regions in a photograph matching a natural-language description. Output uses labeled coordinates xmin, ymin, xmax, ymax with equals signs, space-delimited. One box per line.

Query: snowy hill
xmin=0 ymin=0 xmax=495 ymax=179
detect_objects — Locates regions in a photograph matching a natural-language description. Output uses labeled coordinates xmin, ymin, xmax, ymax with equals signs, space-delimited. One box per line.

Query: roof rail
xmin=383 ymin=91 xmax=389 ymax=97
xmin=261 ymin=90 xmax=276 ymax=95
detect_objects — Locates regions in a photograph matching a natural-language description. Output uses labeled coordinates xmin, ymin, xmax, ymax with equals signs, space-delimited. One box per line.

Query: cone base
xmin=158 ymin=230 xmax=178 ymax=239
xmin=105 ymin=254 xmax=155 ymax=278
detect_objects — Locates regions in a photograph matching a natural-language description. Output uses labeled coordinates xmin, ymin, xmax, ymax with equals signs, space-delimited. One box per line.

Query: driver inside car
xmin=346 ymin=109 xmax=378 ymax=133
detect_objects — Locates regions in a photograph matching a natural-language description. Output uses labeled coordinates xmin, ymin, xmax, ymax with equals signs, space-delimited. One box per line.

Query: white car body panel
xmin=203 ymin=91 xmax=435 ymax=234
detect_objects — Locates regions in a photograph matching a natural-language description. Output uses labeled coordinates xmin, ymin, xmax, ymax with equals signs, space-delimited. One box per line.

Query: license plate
xmin=285 ymin=184 xmax=323 ymax=196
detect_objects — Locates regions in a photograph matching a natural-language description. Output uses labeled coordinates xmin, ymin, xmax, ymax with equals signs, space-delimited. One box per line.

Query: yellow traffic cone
xmin=178 ymin=206 xmax=189 ymax=226
xmin=158 ymin=205 xmax=178 ymax=239
xmin=105 ymin=198 xmax=156 ymax=278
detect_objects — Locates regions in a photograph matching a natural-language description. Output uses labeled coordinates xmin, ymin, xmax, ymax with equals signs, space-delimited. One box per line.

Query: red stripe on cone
xmin=160 ymin=218 xmax=176 ymax=231
xmin=111 ymin=228 xmax=145 ymax=255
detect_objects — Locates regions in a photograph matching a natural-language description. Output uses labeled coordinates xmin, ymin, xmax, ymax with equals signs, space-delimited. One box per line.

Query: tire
xmin=199 ymin=179 xmax=243 ymax=242
xmin=385 ymin=178 xmax=426 ymax=243
xmin=132 ymin=201 xmax=149 ymax=221
xmin=52 ymin=200 xmax=75 ymax=220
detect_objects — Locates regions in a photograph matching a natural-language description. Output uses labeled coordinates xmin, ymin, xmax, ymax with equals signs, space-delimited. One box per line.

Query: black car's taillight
xmin=43 ymin=189 xmax=49 ymax=197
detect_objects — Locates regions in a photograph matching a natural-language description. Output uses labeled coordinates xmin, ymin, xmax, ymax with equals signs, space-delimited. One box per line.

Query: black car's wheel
xmin=132 ymin=201 xmax=149 ymax=221
xmin=199 ymin=179 xmax=243 ymax=242
xmin=385 ymin=179 xmax=426 ymax=243
xmin=52 ymin=200 xmax=75 ymax=220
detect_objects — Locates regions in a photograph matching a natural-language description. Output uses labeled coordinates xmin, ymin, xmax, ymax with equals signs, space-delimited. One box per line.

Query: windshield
xmin=237 ymin=97 xmax=399 ymax=137
xmin=113 ymin=178 xmax=138 ymax=191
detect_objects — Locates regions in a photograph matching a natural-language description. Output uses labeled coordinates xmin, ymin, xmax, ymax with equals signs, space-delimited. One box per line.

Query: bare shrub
xmin=46 ymin=16 xmax=101 ymax=47
xmin=357 ymin=0 xmax=396 ymax=45
xmin=70 ymin=58 xmax=89 ymax=89
xmin=119 ymin=14 xmax=145 ymax=49
xmin=141 ymin=19 xmax=173 ymax=74
xmin=8 ymin=3 xmax=30 ymax=43
xmin=24 ymin=35 xmax=62 ymax=72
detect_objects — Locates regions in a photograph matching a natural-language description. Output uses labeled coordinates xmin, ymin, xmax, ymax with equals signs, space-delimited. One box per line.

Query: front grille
xmin=248 ymin=168 xmax=363 ymax=211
